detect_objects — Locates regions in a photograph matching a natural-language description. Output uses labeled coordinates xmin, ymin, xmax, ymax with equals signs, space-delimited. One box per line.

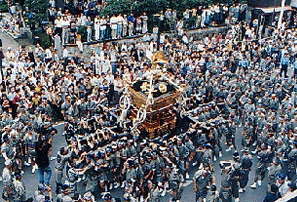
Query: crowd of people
xmin=48 ymin=3 xmax=249 ymax=44
xmin=0 ymin=2 xmax=297 ymax=202
xmin=1 ymin=1 xmax=251 ymax=47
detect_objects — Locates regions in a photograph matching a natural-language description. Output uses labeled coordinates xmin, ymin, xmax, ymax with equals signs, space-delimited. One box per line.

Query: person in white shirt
xmin=62 ymin=46 xmax=69 ymax=60
xmin=61 ymin=16 xmax=70 ymax=44
xmin=214 ymin=4 xmax=220 ymax=25
xmin=110 ymin=14 xmax=118 ymax=39
xmin=90 ymin=74 xmax=99 ymax=87
xmin=183 ymin=9 xmax=189 ymax=20
xmin=87 ymin=25 xmax=92 ymax=42
xmin=35 ymin=44 xmax=44 ymax=60
xmin=76 ymin=34 xmax=83 ymax=53
xmin=110 ymin=47 xmax=117 ymax=74
xmin=117 ymin=14 xmax=124 ymax=38
xmin=80 ymin=13 xmax=87 ymax=26
xmin=121 ymin=42 xmax=128 ymax=52
xmin=6 ymin=47 xmax=15 ymax=64
xmin=141 ymin=12 xmax=148 ymax=34
xmin=94 ymin=17 xmax=100 ymax=41
xmin=176 ymin=20 xmax=184 ymax=36
xmin=76 ymin=16 xmax=82 ymax=26
xmin=182 ymin=34 xmax=188 ymax=45
xmin=122 ymin=15 xmax=128 ymax=37
xmin=201 ymin=9 xmax=207 ymax=28
xmin=277 ymin=175 xmax=290 ymax=197
xmin=142 ymin=32 xmax=150 ymax=42
xmin=49 ymin=0 xmax=55 ymax=8
xmin=10 ymin=5 xmax=16 ymax=15
xmin=204 ymin=36 xmax=210 ymax=47
xmin=101 ymin=55 xmax=112 ymax=74
xmin=99 ymin=17 xmax=107 ymax=40
xmin=44 ymin=48 xmax=52 ymax=64
xmin=105 ymin=72 xmax=114 ymax=85
xmin=54 ymin=16 xmax=63 ymax=37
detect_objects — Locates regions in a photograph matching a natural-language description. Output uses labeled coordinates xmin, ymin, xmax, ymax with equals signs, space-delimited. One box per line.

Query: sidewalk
xmin=0 ymin=29 xmax=19 ymax=52
xmin=0 ymin=23 xmax=227 ymax=66
xmin=80 ymin=25 xmax=228 ymax=46
xmin=66 ymin=25 xmax=228 ymax=66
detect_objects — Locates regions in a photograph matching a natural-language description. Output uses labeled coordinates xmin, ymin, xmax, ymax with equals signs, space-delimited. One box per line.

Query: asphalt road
xmin=18 ymin=126 xmax=272 ymax=201
xmin=0 ymin=32 xmax=267 ymax=202
xmin=0 ymin=121 xmax=268 ymax=202
xmin=106 ymin=126 xmax=268 ymax=202
xmin=0 ymin=31 xmax=269 ymax=201
xmin=0 ymin=30 xmax=19 ymax=53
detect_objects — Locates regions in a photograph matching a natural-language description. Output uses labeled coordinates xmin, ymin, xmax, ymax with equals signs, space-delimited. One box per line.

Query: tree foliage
xmin=100 ymin=0 xmax=204 ymax=32
xmin=0 ymin=0 xmax=9 ymax=12
xmin=23 ymin=0 xmax=48 ymax=25
xmin=101 ymin=0 xmax=247 ymax=18
xmin=101 ymin=0 xmax=203 ymax=18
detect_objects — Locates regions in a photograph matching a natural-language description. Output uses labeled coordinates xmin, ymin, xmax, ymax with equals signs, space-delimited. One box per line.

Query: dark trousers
xmin=55 ymin=27 xmax=62 ymax=37
xmin=280 ymin=64 xmax=288 ymax=77
xmin=240 ymin=170 xmax=250 ymax=188
xmin=231 ymin=179 xmax=239 ymax=198
xmin=11 ymin=103 xmax=18 ymax=119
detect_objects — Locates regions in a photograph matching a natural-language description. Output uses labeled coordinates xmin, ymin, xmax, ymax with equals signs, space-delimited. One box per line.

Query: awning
xmin=256 ymin=6 xmax=292 ymax=13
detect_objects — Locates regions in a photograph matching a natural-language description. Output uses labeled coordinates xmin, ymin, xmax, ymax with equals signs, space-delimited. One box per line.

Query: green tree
xmin=0 ymin=0 xmax=9 ymax=12
xmin=102 ymin=0 xmax=133 ymax=16
xmin=23 ymin=0 xmax=48 ymax=26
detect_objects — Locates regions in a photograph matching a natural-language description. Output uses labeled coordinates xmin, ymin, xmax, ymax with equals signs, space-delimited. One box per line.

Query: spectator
xmin=35 ymin=140 xmax=52 ymax=186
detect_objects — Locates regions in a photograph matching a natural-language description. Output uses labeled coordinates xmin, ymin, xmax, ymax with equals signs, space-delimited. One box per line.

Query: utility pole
xmin=154 ymin=13 xmax=164 ymax=51
xmin=0 ymin=38 xmax=4 ymax=90
xmin=278 ymin=0 xmax=286 ymax=29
